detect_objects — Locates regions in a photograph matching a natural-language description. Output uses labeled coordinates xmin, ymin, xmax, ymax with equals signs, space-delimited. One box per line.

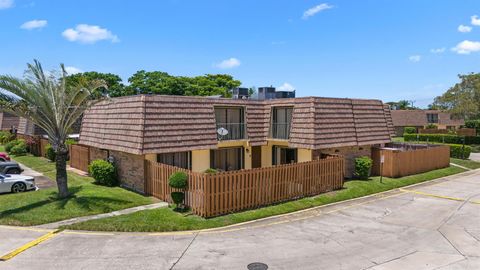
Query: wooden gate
xmin=70 ymin=144 xmax=90 ymax=172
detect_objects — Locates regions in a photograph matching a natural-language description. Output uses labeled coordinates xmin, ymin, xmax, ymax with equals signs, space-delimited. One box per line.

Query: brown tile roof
xmin=80 ymin=95 xmax=393 ymax=154
xmin=391 ymin=110 xmax=464 ymax=127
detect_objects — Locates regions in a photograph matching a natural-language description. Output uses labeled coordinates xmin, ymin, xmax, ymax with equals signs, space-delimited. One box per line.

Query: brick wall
xmin=89 ymin=147 xmax=108 ymax=161
xmin=110 ymin=150 xmax=145 ymax=194
xmin=313 ymin=146 xmax=373 ymax=178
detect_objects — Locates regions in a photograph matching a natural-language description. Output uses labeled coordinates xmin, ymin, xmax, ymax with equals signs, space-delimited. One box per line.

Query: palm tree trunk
xmin=55 ymin=149 xmax=69 ymax=198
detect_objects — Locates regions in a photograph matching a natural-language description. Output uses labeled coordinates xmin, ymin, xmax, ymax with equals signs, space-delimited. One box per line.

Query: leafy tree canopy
xmin=386 ymin=100 xmax=418 ymax=110
xmin=126 ymin=70 xmax=241 ymax=97
xmin=432 ymin=73 xmax=480 ymax=119
xmin=66 ymin=72 xmax=131 ymax=98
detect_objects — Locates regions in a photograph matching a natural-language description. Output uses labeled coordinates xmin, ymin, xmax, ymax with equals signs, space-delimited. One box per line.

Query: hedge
xmin=404 ymin=133 xmax=480 ymax=145
xmin=448 ymin=144 xmax=471 ymax=159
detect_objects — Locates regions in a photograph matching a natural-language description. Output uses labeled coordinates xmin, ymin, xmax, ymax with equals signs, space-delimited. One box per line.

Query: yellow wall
xmin=191 ymin=149 xmax=210 ymax=172
xmin=147 ymin=139 xmax=313 ymax=172
xmin=298 ymin=148 xmax=313 ymax=163
xmin=144 ymin=154 xmax=156 ymax=162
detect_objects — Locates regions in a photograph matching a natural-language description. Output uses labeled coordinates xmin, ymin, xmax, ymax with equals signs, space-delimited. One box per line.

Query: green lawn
xmin=450 ymin=158 xmax=480 ymax=169
xmin=63 ymin=165 xmax=467 ymax=232
xmin=392 ymin=137 xmax=404 ymax=142
xmin=0 ymin=150 xmax=154 ymax=226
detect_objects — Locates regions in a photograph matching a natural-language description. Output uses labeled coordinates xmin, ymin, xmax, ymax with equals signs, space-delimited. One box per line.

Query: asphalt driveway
xmin=1 ymin=169 xmax=479 ymax=270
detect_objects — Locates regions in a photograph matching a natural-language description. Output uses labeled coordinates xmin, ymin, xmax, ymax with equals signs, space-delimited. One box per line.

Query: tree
xmin=66 ymin=71 xmax=131 ymax=98
xmin=386 ymin=100 xmax=417 ymax=110
xmin=432 ymin=73 xmax=480 ymax=119
xmin=0 ymin=60 xmax=105 ymax=198
xmin=127 ymin=70 xmax=241 ymax=97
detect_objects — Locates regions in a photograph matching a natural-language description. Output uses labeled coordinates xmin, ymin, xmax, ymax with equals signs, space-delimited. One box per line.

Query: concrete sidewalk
xmin=1 ymin=169 xmax=479 ymax=269
xmin=470 ymin=152 xmax=480 ymax=162
xmin=36 ymin=202 xmax=168 ymax=229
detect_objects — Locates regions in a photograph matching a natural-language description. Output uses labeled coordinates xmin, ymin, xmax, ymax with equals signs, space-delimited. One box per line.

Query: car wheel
xmin=7 ymin=168 xmax=20 ymax=174
xmin=11 ymin=182 xmax=26 ymax=193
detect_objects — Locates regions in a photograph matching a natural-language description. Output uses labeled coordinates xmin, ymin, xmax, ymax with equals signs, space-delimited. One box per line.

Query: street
xmin=1 ymin=169 xmax=479 ymax=270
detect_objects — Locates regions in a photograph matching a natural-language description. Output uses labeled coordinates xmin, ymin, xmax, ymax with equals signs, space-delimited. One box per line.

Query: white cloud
xmin=458 ymin=24 xmax=472 ymax=33
xmin=0 ymin=0 xmax=13 ymax=9
xmin=62 ymin=24 xmax=119 ymax=44
xmin=471 ymin=15 xmax=480 ymax=26
xmin=408 ymin=55 xmax=421 ymax=62
xmin=277 ymin=83 xmax=295 ymax=92
xmin=452 ymin=40 xmax=480 ymax=54
xmin=20 ymin=19 xmax=47 ymax=30
xmin=64 ymin=66 xmax=83 ymax=74
xmin=430 ymin=48 xmax=445 ymax=54
xmin=302 ymin=3 xmax=333 ymax=19
xmin=214 ymin=58 xmax=241 ymax=69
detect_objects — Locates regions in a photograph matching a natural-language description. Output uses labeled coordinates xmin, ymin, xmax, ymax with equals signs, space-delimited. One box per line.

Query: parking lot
xmin=1 ymin=169 xmax=479 ymax=270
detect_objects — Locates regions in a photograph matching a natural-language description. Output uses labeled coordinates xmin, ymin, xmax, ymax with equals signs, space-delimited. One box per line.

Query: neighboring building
xmin=0 ymin=109 xmax=83 ymax=137
xmin=79 ymin=95 xmax=394 ymax=193
xmin=0 ymin=111 xmax=20 ymax=131
xmin=391 ymin=110 xmax=464 ymax=136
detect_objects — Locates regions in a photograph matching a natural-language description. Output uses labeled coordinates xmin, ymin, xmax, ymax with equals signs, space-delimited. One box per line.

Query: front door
xmin=251 ymin=146 xmax=262 ymax=168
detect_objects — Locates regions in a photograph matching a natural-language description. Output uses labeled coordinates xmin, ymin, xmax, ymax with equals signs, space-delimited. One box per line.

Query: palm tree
xmin=0 ymin=60 xmax=106 ymax=198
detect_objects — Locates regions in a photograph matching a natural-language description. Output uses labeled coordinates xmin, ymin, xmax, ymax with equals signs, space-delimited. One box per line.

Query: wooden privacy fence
xmin=372 ymin=143 xmax=450 ymax=178
xmin=69 ymin=144 xmax=90 ymax=172
xmin=145 ymin=156 xmax=345 ymax=218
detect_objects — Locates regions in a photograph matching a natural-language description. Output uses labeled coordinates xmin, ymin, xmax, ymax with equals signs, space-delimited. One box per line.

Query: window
xmin=214 ymin=107 xmax=245 ymax=140
xmin=210 ymin=147 xmax=244 ymax=171
xmin=271 ymin=107 xmax=293 ymax=139
xmin=272 ymin=146 xmax=297 ymax=165
xmin=426 ymin=113 xmax=439 ymax=123
xmin=157 ymin=151 xmax=191 ymax=169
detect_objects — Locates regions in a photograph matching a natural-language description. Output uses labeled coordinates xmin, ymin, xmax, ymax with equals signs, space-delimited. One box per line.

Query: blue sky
xmin=1 ymin=0 xmax=480 ymax=107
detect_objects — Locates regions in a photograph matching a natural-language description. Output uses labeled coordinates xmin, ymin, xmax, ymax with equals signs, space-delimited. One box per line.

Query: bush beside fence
xmin=404 ymin=133 xmax=480 ymax=145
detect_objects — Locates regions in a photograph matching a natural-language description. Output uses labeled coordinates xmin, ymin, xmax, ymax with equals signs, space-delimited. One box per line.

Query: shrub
xmin=0 ymin=131 xmax=14 ymax=144
xmin=168 ymin=172 xmax=188 ymax=189
xmin=10 ymin=141 xmax=27 ymax=156
xmin=404 ymin=133 xmax=480 ymax=145
xmin=45 ymin=144 xmax=56 ymax=162
xmin=204 ymin=168 xmax=218 ymax=174
xmin=66 ymin=138 xmax=77 ymax=145
xmin=354 ymin=156 xmax=373 ymax=180
xmin=88 ymin=159 xmax=117 ymax=186
xmin=5 ymin=139 xmax=25 ymax=154
xmin=425 ymin=123 xmax=438 ymax=129
xmin=465 ymin=119 xmax=480 ymax=134
xmin=168 ymin=172 xmax=188 ymax=209
xmin=404 ymin=127 xmax=417 ymax=134
xmin=171 ymin=192 xmax=185 ymax=205
xmin=448 ymin=144 xmax=471 ymax=159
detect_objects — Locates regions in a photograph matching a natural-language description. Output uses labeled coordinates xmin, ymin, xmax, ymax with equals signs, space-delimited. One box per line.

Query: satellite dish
xmin=217 ymin=127 xmax=229 ymax=136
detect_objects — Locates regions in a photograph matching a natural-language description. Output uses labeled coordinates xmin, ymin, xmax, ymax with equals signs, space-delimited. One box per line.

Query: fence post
xmin=204 ymin=174 xmax=210 ymax=218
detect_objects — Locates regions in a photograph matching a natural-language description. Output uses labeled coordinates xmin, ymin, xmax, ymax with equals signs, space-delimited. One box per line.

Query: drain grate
xmin=247 ymin=262 xmax=268 ymax=270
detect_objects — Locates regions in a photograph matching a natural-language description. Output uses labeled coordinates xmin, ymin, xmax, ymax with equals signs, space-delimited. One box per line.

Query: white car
xmin=0 ymin=174 xmax=36 ymax=193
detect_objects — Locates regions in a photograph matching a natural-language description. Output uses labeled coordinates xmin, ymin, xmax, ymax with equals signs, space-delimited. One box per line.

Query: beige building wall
xmin=298 ymin=148 xmax=313 ymax=163
xmin=192 ymin=149 xmax=210 ymax=172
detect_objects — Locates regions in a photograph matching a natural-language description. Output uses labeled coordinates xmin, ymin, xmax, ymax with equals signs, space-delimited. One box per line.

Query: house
xmin=79 ymin=94 xmax=394 ymax=193
xmin=390 ymin=110 xmax=464 ymax=136
xmin=0 ymin=111 xmax=20 ymax=131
